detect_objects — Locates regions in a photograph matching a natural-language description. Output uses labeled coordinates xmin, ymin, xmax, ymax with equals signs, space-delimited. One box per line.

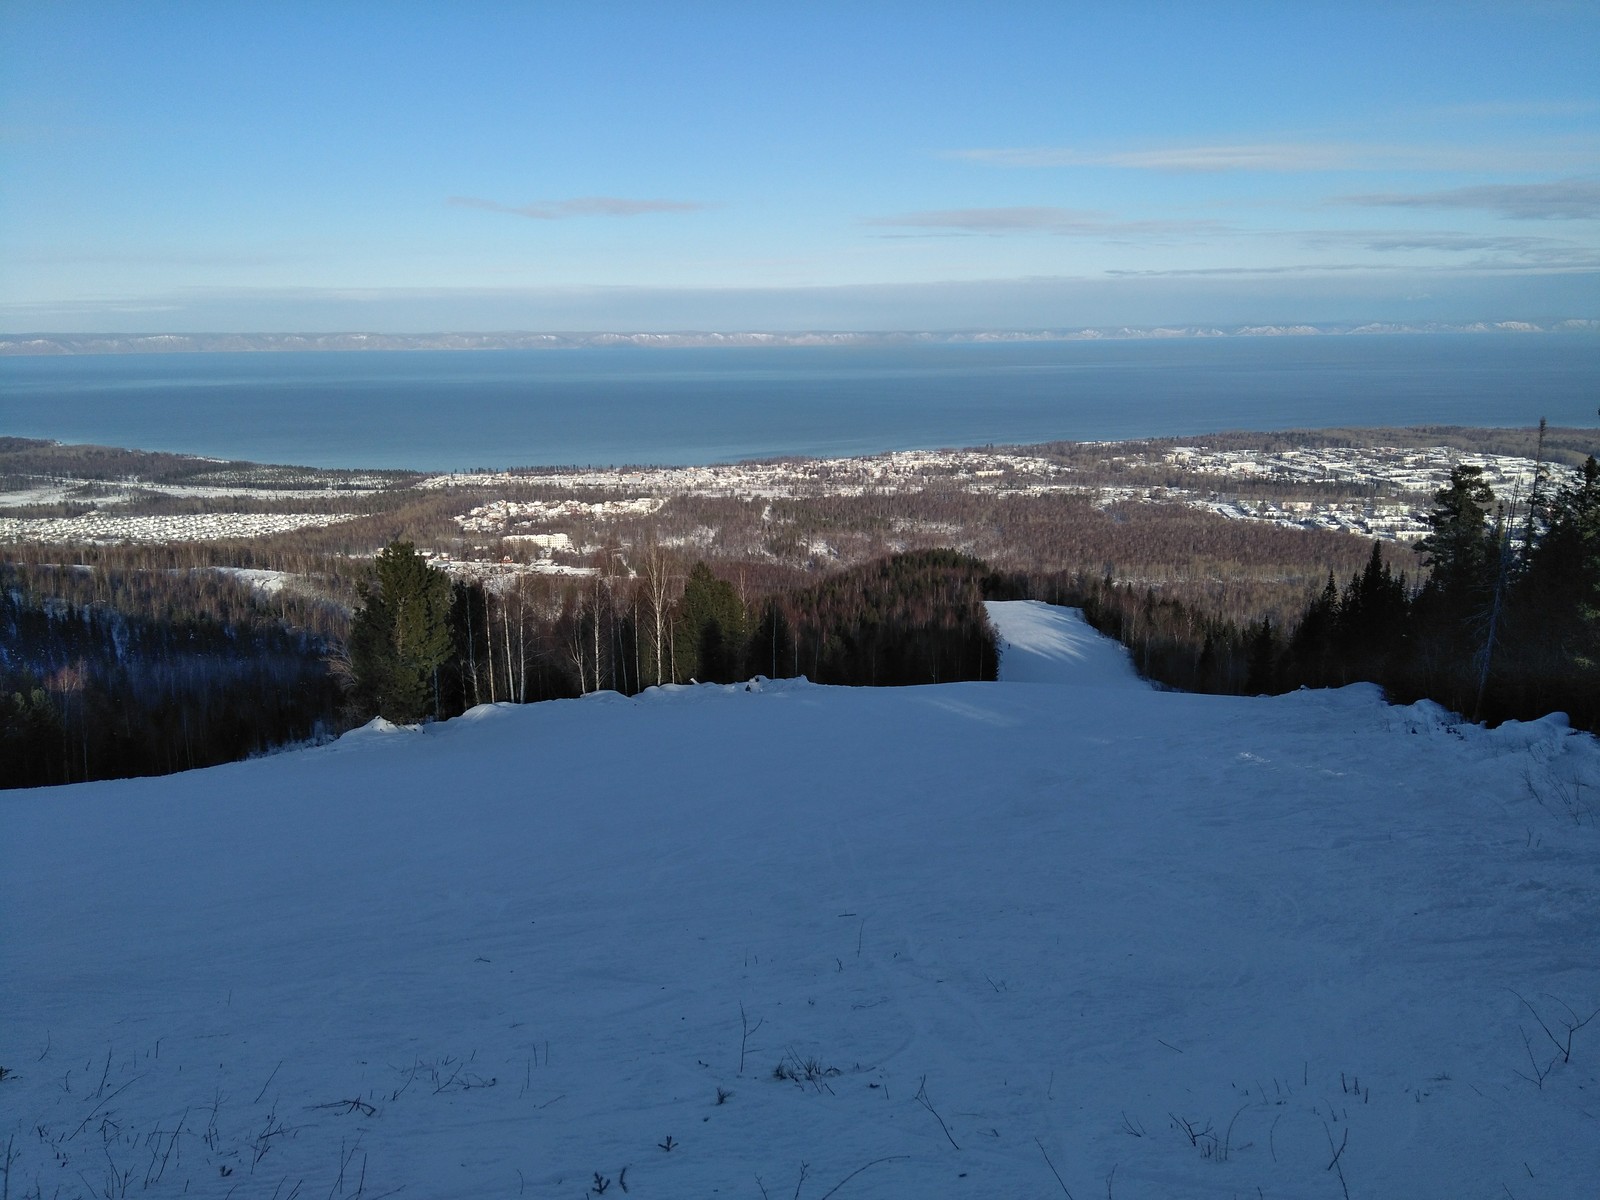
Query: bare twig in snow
xmin=816 ymin=1156 xmax=909 ymax=1200
xmin=914 ymin=1076 xmax=959 ymax=1150
xmin=1323 ymin=1122 xmax=1351 ymax=1200
xmin=1513 ymin=1028 xmax=1556 ymax=1089
xmin=1034 ymin=1137 xmax=1076 ymax=1198
xmin=1223 ymin=1101 xmax=1251 ymax=1161
xmin=1511 ymin=989 xmax=1600 ymax=1065
xmin=255 ymin=1060 xmax=284 ymax=1105
xmin=739 ymin=1004 xmax=764 ymax=1076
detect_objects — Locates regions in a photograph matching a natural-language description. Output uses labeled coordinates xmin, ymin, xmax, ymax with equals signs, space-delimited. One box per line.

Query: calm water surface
xmin=2 ymin=336 xmax=1595 ymax=470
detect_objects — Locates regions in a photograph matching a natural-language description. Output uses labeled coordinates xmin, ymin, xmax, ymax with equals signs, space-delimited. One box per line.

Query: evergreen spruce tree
xmin=1410 ymin=465 xmax=1506 ymax=714
xmin=1515 ymin=455 xmax=1600 ymax=723
xmin=348 ymin=541 xmax=456 ymax=723
xmin=1244 ymin=617 xmax=1280 ymax=695
xmin=1526 ymin=456 xmax=1600 ymax=640
xmin=1334 ymin=541 xmax=1410 ymax=680
xmin=2 ymin=676 xmax=63 ymax=788
xmin=1415 ymin=464 xmax=1496 ymax=620
xmin=674 ymin=561 xmax=747 ymax=683
xmin=748 ymin=599 xmax=795 ymax=679
xmin=1287 ymin=573 xmax=1340 ymax=687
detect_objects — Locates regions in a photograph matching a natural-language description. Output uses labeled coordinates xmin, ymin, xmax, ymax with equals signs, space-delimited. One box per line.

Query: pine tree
xmin=674 ymin=561 xmax=747 ymax=683
xmin=1405 ymin=464 xmax=1530 ymax=717
xmin=1415 ymin=464 xmax=1496 ymax=619
xmin=2 ymin=677 xmax=63 ymax=788
xmin=348 ymin=541 xmax=456 ymax=723
xmin=1244 ymin=617 xmax=1280 ymax=695
xmin=1287 ymin=573 xmax=1340 ymax=686
xmin=1334 ymin=541 xmax=1409 ymax=677
xmin=1516 ymin=455 xmax=1600 ymax=721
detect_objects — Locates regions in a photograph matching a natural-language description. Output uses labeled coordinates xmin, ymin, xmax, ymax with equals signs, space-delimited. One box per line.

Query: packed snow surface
xmin=986 ymin=599 xmax=1145 ymax=687
xmin=4 ymin=607 xmax=1598 ymax=1200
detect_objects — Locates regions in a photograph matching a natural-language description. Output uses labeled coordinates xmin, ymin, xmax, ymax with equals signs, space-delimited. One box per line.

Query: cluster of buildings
xmin=0 ymin=510 xmax=358 ymax=545
xmin=2 ymin=440 xmax=1569 ymax=549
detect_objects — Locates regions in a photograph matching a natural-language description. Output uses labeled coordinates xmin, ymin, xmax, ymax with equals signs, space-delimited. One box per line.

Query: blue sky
xmin=2 ymin=1 xmax=1596 ymax=332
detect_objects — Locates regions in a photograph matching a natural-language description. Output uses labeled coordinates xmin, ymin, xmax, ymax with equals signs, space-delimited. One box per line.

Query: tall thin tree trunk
xmin=502 ymin=594 xmax=515 ymax=703
xmin=654 ymin=595 xmax=665 ymax=686
xmin=517 ymin=593 xmax=527 ymax=704
xmin=464 ymin=585 xmax=480 ymax=707
xmin=1474 ymin=504 xmax=1514 ymax=720
xmin=485 ymin=594 xmax=497 ymax=703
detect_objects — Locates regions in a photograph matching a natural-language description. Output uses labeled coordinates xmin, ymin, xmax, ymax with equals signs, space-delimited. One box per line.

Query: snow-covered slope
xmin=987 ymin=599 xmax=1145 ymax=687
xmin=3 ymin=610 xmax=1597 ymax=1200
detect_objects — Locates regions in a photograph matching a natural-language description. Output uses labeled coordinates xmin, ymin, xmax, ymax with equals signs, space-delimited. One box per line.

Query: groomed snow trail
xmin=985 ymin=599 xmax=1146 ymax=686
xmin=3 ymin=609 xmax=1597 ymax=1200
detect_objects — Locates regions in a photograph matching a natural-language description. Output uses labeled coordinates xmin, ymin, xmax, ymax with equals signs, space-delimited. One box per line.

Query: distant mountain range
xmin=2 ymin=320 xmax=1596 ymax=355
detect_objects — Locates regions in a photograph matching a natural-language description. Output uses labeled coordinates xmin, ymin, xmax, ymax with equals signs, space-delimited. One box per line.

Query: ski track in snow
xmin=986 ymin=599 xmax=1146 ymax=688
xmin=3 ymin=605 xmax=1598 ymax=1199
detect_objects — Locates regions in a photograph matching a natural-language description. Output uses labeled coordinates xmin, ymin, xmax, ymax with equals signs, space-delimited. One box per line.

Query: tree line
xmin=2 ymin=566 xmax=341 ymax=788
xmin=1274 ymin=454 xmax=1600 ymax=727
xmin=1015 ymin=451 xmax=1600 ymax=730
xmin=346 ymin=545 xmax=1000 ymax=724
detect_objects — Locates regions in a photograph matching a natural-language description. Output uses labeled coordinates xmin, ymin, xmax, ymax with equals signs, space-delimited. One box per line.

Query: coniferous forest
xmin=1 ymin=563 xmax=341 ymax=787
xmin=1020 ymin=454 xmax=1600 ymax=730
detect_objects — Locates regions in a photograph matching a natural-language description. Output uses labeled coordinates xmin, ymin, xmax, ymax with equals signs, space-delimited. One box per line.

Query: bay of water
xmin=2 ymin=335 xmax=1595 ymax=471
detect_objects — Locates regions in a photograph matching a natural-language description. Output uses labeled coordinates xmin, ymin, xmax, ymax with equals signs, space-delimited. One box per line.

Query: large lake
xmin=2 ymin=335 xmax=1595 ymax=471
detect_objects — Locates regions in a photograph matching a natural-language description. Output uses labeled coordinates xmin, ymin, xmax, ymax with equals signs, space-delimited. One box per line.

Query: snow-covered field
xmin=4 ymin=606 xmax=1597 ymax=1199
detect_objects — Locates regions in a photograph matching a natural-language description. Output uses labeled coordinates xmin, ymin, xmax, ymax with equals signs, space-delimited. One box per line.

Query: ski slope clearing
xmin=986 ymin=599 xmax=1146 ymax=687
xmin=4 ymin=612 xmax=1598 ymax=1200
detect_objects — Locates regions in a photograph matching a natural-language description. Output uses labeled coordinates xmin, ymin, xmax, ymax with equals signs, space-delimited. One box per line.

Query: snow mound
xmin=985 ymin=599 xmax=1146 ymax=687
xmin=332 ymin=715 xmax=418 ymax=743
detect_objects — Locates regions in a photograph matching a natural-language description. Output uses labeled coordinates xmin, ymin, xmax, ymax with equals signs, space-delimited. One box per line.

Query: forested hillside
xmin=2 ymin=563 xmax=343 ymax=786
xmin=4 ymin=428 xmax=1596 ymax=788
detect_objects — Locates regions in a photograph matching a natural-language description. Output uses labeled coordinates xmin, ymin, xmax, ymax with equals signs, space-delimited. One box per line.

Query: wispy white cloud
xmin=9 ymin=249 xmax=314 ymax=267
xmin=1334 ymin=179 xmax=1600 ymax=220
xmin=1106 ymin=264 xmax=1390 ymax=277
xmin=0 ymin=297 xmax=188 ymax=317
xmin=1106 ymin=260 xmax=1598 ymax=277
xmin=447 ymin=195 xmax=712 ymax=219
xmin=863 ymin=207 xmax=1224 ymax=237
xmin=948 ymin=142 xmax=1597 ymax=173
xmin=1294 ymin=227 xmax=1598 ymax=266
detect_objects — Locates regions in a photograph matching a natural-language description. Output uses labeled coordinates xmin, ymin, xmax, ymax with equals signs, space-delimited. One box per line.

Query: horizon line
xmin=3 ymin=318 xmax=1597 ymax=356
